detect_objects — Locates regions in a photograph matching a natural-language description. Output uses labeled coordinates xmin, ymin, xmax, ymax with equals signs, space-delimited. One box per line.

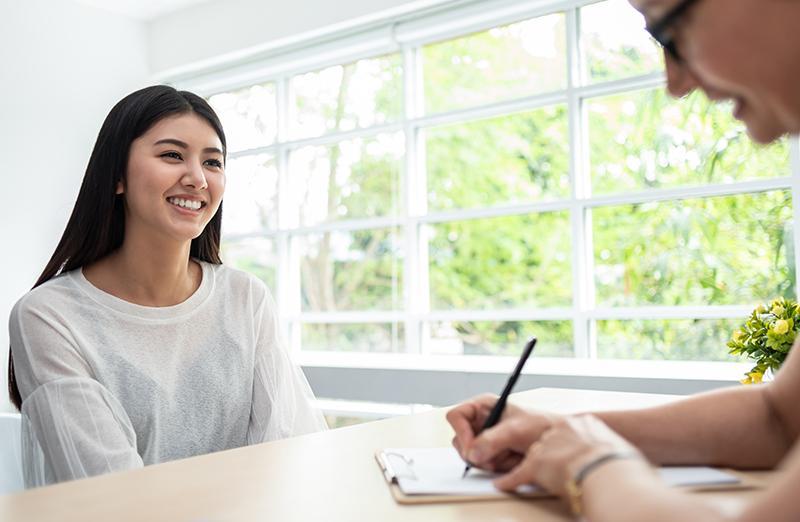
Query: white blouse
xmin=9 ymin=261 xmax=327 ymax=487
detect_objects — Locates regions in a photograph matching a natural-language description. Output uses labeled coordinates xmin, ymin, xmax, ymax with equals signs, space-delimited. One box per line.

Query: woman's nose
xmin=182 ymin=160 xmax=208 ymax=190
xmin=664 ymin=53 xmax=700 ymax=98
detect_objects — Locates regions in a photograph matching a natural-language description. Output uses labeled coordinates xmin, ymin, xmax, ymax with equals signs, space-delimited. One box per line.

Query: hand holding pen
xmin=457 ymin=337 xmax=537 ymax=477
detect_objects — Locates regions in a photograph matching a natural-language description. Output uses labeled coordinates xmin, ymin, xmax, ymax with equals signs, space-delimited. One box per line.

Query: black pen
xmin=462 ymin=336 xmax=537 ymax=478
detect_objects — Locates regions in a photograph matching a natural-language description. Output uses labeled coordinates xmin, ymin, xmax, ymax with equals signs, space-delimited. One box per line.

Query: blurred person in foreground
xmin=448 ymin=1 xmax=800 ymax=520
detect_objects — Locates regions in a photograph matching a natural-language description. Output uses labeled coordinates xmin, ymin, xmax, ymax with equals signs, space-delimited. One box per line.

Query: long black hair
xmin=8 ymin=85 xmax=227 ymax=410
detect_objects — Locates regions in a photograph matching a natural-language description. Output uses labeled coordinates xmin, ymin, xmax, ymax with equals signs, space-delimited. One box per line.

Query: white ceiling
xmin=72 ymin=0 xmax=219 ymax=21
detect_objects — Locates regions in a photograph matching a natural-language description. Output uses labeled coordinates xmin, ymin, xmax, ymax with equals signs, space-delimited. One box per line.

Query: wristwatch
xmin=565 ymin=451 xmax=641 ymax=516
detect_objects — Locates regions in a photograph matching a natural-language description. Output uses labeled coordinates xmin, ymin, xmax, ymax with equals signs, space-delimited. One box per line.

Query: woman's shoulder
xmin=11 ymin=272 xmax=78 ymax=318
xmin=204 ymin=262 xmax=271 ymax=300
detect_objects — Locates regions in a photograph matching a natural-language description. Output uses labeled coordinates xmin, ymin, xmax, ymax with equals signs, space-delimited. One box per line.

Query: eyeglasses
xmin=645 ymin=0 xmax=701 ymax=63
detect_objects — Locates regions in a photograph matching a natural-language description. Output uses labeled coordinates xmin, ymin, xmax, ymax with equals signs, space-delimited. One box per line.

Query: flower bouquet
xmin=727 ymin=298 xmax=799 ymax=384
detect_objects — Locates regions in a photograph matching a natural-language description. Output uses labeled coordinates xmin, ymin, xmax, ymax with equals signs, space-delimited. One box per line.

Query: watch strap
xmin=566 ymin=451 xmax=642 ymax=516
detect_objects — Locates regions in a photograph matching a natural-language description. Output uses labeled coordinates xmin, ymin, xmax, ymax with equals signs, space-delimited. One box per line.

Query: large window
xmin=196 ymin=0 xmax=797 ymax=376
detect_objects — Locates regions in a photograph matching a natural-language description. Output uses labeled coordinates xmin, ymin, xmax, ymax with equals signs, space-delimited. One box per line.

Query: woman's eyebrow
xmin=154 ymin=138 xmax=188 ymax=149
xmin=154 ymin=138 xmax=223 ymax=155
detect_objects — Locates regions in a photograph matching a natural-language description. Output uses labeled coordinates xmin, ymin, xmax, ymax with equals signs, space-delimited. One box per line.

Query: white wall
xmin=148 ymin=0 xmax=435 ymax=75
xmin=0 ymin=0 xmax=149 ymax=411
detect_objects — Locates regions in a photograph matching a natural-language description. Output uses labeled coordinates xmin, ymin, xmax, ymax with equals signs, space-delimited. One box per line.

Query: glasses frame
xmin=645 ymin=0 xmax=701 ymax=62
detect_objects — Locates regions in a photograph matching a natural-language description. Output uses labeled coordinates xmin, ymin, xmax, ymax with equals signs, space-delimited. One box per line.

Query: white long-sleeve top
xmin=9 ymin=261 xmax=327 ymax=488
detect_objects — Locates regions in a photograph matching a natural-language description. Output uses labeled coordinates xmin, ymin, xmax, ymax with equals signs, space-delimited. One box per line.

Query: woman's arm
xmin=246 ymin=285 xmax=327 ymax=444
xmin=10 ymin=298 xmax=143 ymax=487
xmin=585 ymin=443 xmax=800 ymax=522
xmin=496 ymin=414 xmax=800 ymax=522
xmin=596 ymin=341 xmax=800 ymax=468
xmin=450 ymin=342 xmax=800 ymax=470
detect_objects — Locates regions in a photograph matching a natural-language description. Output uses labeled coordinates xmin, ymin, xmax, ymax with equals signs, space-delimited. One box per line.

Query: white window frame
xmin=165 ymin=0 xmax=800 ymax=402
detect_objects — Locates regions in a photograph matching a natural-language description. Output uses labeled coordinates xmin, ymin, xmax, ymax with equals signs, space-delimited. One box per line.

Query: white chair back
xmin=0 ymin=413 xmax=24 ymax=495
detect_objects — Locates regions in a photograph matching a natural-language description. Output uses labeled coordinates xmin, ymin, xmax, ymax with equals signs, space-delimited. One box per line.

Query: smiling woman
xmin=6 ymin=85 xmax=326 ymax=488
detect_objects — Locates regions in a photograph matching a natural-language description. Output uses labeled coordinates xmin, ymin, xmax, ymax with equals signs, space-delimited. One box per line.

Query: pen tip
xmin=462 ymin=466 xmax=470 ymax=478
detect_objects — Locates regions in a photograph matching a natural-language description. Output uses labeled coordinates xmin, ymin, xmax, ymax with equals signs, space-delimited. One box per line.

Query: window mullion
xmin=567 ymin=6 xmax=593 ymax=359
xmin=404 ymin=45 xmax=427 ymax=355
xmin=791 ymin=136 xmax=800 ymax=298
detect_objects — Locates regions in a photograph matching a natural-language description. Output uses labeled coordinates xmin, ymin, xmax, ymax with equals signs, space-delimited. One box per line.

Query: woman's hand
xmin=494 ymin=414 xmax=646 ymax=495
xmin=446 ymin=394 xmax=563 ymax=472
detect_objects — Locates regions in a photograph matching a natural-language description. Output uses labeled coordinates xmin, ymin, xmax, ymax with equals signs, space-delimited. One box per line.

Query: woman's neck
xmin=82 ymin=232 xmax=201 ymax=307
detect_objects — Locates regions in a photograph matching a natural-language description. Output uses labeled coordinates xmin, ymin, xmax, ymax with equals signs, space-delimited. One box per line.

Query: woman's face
xmin=120 ymin=112 xmax=225 ymax=244
xmin=631 ymin=0 xmax=800 ymax=143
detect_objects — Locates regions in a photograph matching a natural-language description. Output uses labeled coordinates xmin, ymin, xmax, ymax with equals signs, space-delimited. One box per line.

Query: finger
xmin=477 ymin=449 xmax=512 ymax=472
xmin=491 ymin=450 xmax=523 ymax=473
xmin=446 ymin=405 xmax=481 ymax=453
xmin=493 ymin=449 xmax=539 ymax=492
xmin=446 ymin=395 xmax=498 ymax=453
xmin=452 ymin=436 xmax=467 ymax=460
xmin=469 ymin=417 xmax=529 ymax=464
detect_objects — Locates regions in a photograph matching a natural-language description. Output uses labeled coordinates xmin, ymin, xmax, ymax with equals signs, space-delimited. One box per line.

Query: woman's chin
xmin=743 ymin=119 xmax=785 ymax=145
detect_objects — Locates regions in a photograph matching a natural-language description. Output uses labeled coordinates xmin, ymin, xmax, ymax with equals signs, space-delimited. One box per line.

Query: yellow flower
xmin=741 ymin=371 xmax=764 ymax=385
xmin=755 ymin=304 xmax=767 ymax=314
xmin=772 ymin=305 xmax=786 ymax=316
xmin=773 ymin=320 xmax=790 ymax=335
xmin=731 ymin=330 xmax=744 ymax=342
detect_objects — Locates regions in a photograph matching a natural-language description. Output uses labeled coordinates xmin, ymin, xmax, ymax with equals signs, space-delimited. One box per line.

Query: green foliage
xmin=598 ymin=319 xmax=742 ymax=361
xmin=217 ymin=1 xmax=795 ymax=361
xmin=301 ymin=229 xmax=403 ymax=311
xmin=423 ymin=15 xmax=566 ymax=114
xmin=426 ymin=106 xmax=569 ymax=211
xmin=303 ymin=323 xmax=404 ymax=352
xmin=431 ymin=320 xmax=573 ymax=357
xmin=594 ymin=191 xmax=794 ymax=307
xmin=589 ymin=89 xmax=790 ymax=194
xmin=220 ymin=238 xmax=277 ymax=290
xmin=429 ymin=212 xmax=572 ymax=309
xmin=728 ymin=298 xmax=799 ymax=383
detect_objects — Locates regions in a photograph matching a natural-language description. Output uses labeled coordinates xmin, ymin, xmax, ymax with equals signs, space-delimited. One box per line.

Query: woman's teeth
xmin=167 ymin=197 xmax=203 ymax=210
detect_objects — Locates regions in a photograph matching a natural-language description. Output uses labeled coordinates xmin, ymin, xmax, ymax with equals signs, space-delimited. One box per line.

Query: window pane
xmin=423 ymin=13 xmax=566 ymax=114
xmin=288 ymin=133 xmax=403 ymax=227
xmin=581 ymin=0 xmax=662 ymax=83
xmin=589 ymin=89 xmax=790 ymax=194
xmin=593 ymin=191 xmax=795 ymax=306
xmin=221 ymin=237 xmax=277 ymax=291
xmin=429 ymin=212 xmax=572 ymax=309
xmin=426 ymin=320 xmax=572 ymax=357
xmin=222 ymin=153 xmax=278 ymax=235
xmin=426 ymin=106 xmax=569 ymax=211
xmin=208 ymin=83 xmax=276 ymax=152
xmin=289 ymin=54 xmax=403 ymax=140
xmin=301 ymin=323 xmax=404 ymax=353
xmin=597 ymin=318 xmax=744 ymax=361
xmin=318 ymin=399 xmax=432 ymax=428
xmin=297 ymin=228 xmax=403 ymax=311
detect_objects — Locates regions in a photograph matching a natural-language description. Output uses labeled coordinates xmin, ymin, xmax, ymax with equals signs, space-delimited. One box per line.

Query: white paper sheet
xmin=381 ymin=447 xmax=740 ymax=496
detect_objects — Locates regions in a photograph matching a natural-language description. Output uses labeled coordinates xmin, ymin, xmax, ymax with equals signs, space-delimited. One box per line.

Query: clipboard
xmin=375 ymin=449 xmax=548 ymax=505
xmin=375 ymin=448 xmax=759 ymax=505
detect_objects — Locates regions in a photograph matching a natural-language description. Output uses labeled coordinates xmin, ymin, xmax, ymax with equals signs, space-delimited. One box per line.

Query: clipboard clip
xmin=377 ymin=451 xmax=418 ymax=483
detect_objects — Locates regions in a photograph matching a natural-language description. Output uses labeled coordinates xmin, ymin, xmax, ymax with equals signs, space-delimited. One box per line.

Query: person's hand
xmin=494 ymin=414 xmax=647 ymax=496
xmin=446 ymin=394 xmax=562 ymax=472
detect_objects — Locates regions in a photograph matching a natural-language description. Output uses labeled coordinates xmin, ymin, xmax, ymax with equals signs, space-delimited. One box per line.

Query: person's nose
xmin=664 ymin=53 xmax=700 ymax=98
xmin=182 ymin=158 xmax=208 ymax=190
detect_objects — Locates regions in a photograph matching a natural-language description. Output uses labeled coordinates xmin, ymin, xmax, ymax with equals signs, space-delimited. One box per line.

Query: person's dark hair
xmin=7 ymin=85 xmax=227 ymax=410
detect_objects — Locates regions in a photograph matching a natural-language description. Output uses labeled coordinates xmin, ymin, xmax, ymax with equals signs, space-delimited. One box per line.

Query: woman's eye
xmin=205 ymin=159 xmax=224 ymax=169
xmin=161 ymin=151 xmax=182 ymax=160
